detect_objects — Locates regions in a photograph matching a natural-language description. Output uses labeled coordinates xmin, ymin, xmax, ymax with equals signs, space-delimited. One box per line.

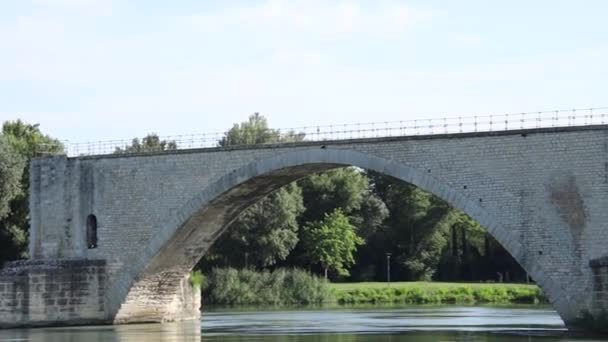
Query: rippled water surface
xmin=1 ymin=305 xmax=607 ymax=341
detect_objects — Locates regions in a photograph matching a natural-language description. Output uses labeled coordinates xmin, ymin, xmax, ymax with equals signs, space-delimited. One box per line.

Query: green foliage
xmin=0 ymin=137 xmax=24 ymax=220
xmin=206 ymin=183 xmax=304 ymax=267
xmin=331 ymin=282 xmax=545 ymax=305
xmin=114 ymin=134 xmax=177 ymax=153
xmin=203 ymin=268 xmax=331 ymax=305
xmin=203 ymin=273 xmax=544 ymax=306
xmin=302 ymin=209 xmax=365 ymax=278
xmin=450 ymin=211 xmax=486 ymax=253
xmin=190 ymin=270 xmax=204 ymax=289
xmin=299 ymin=168 xmax=370 ymax=224
xmin=367 ymin=171 xmax=452 ymax=281
xmin=0 ymin=120 xmax=63 ymax=263
xmin=218 ymin=113 xmax=274 ymax=146
xmin=436 ymin=209 xmax=527 ymax=282
xmin=218 ymin=112 xmax=304 ymax=147
xmin=200 ymin=114 xmax=307 ymax=268
xmin=352 ymin=193 xmax=389 ymax=239
xmin=293 ymin=167 xmax=387 ymax=278
xmin=2 ymin=120 xmax=64 ymax=157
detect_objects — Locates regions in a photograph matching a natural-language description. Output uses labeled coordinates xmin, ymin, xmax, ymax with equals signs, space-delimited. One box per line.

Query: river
xmin=0 ymin=305 xmax=606 ymax=341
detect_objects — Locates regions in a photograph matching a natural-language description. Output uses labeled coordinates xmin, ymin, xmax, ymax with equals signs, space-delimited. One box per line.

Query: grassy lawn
xmin=330 ymin=281 xmax=539 ymax=291
xmin=329 ymin=281 xmax=544 ymax=305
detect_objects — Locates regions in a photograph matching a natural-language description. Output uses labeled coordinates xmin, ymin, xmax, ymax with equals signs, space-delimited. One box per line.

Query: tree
xmin=351 ymin=192 xmax=389 ymax=239
xmin=367 ymin=171 xmax=451 ymax=280
xmin=0 ymin=120 xmax=64 ymax=263
xmin=2 ymin=120 xmax=63 ymax=157
xmin=218 ymin=112 xmax=304 ymax=147
xmin=0 ymin=137 xmax=24 ymax=221
xmin=288 ymin=168 xmax=387 ymax=273
xmin=299 ymin=168 xmax=368 ymax=223
xmin=302 ymin=209 xmax=364 ymax=279
xmin=114 ymin=134 xmax=177 ymax=153
xmin=298 ymin=167 xmax=388 ymax=235
xmin=199 ymin=113 xmax=306 ymax=269
xmin=219 ymin=113 xmax=275 ymax=147
xmin=436 ymin=210 xmax=527 ymax=282
xmin=205 ymin=183 xmax=304 ymax=267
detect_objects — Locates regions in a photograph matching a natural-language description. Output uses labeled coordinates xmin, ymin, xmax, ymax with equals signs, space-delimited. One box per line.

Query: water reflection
xmin=0 ymin=306 xmax=606 ymax=342
xmin=202 ymin=306 xmax=566 ymax=335
xmin=0 ymin=320 xmax=200 ymax=342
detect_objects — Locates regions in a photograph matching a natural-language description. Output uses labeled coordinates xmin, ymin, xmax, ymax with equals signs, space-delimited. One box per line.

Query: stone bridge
xmin=1 ymin=125 xmax=608 ymax=330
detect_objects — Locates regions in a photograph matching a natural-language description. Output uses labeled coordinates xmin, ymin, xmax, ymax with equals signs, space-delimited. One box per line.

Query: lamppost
xmin=386 ymin=253 xmax=392 ymax=287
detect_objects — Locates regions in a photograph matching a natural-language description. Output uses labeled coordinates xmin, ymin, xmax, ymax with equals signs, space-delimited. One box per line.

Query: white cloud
xmin=28 ymin=0 xmax=117 ymax=17
xmin=177 ymin=0 xmax=432 ymax=38
xmin=0 ymin=0 xmax=434 ymax=87
xmin=272 ymin=50 xmax=324 ymax=66
xmin=31 ymin=0 xmax=113 ymax=9
xmin=2 ymin=1 xmax=604 ymax=143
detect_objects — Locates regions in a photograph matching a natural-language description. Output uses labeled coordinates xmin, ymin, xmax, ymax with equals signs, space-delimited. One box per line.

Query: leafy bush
xmin=203 ymin=268 xmax=331 ymax=305
xmin=190 ymin=270 xmax=204 ymax=289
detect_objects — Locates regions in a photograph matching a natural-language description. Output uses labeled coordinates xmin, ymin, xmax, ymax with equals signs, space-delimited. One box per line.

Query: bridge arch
xmin=112 ymin=148 xmax=567 ymax=324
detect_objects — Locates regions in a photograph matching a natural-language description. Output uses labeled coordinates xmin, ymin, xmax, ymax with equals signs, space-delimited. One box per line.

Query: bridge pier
xmin=0 ymin=259 xmax=107 ymax=328
xmin=113 ymin=272 xmax=201 ymax=324
xmin=0 ymin=260 xmax=200 ymax=328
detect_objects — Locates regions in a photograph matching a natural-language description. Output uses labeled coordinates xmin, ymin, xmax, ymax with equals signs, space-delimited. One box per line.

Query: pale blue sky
xmin=1 ymin=0 xmax=607 ymax=142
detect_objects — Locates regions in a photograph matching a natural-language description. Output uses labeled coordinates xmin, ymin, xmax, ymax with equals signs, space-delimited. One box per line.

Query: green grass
xmin=330 ymin=282 xmax=545 ymax=305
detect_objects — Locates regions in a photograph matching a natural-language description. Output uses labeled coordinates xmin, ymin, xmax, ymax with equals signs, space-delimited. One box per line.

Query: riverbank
xmin=331 ymin=282 xmax=546 ymax=305
xmin=200 ymin=268 xmax=545 ymax=305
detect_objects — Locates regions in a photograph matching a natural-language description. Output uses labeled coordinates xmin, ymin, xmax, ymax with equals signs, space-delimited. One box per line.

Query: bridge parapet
xmin=33 ymin=107 xmax=608 ymax=157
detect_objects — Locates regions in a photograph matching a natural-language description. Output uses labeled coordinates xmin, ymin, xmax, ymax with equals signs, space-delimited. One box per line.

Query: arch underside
xmin=112 ymin=149 xmax=569 ymax=324
xmin=113 ymin=163 xmax=342 ymax=322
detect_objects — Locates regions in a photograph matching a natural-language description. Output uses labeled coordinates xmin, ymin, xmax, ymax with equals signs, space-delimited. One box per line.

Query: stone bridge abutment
xmin=1 ymin=125 xmax=608 ymax=330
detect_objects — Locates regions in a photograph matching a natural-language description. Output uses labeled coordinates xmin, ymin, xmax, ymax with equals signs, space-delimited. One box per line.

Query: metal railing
xmin=39 ymin=107 xmax=608 ymax=157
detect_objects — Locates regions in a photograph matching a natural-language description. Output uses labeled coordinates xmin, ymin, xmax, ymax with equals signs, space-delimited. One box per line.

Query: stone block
xmin=0 ymin=259 xmax=107 ymax=328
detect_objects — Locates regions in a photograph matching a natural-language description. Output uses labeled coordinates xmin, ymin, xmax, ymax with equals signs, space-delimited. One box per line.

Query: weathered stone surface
xmin=0 ymin=259 xmax=106 ymax=328
xmin=3 ymin=125 xmax=607 ymax=329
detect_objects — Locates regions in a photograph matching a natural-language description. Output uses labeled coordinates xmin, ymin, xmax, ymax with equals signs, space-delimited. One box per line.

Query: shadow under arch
xmin=111 ymin=148 xmax=568 ymax=325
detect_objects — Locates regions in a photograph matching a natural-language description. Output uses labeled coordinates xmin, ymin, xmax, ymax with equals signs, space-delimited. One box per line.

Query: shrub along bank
xmin=199 ymin=268 xmax=546 ymax=306
xmin=202 ymin=268 xmax=331 ymax=305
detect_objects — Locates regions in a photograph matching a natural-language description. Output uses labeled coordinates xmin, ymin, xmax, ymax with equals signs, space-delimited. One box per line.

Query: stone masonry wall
xmin=0 ymin=260 xmax=106 ymax=328
xmin=113 ymin=272 xmax=200 ymax=324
